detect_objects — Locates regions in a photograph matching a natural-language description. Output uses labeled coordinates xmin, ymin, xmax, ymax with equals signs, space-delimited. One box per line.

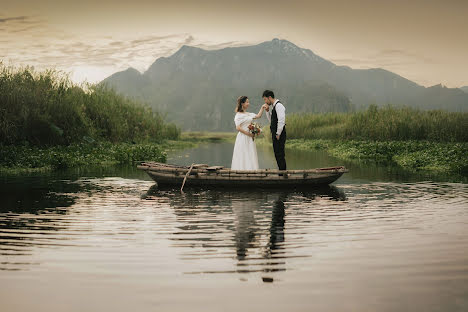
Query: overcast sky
xmin=1 ymin=0 xmax=467 ymax=87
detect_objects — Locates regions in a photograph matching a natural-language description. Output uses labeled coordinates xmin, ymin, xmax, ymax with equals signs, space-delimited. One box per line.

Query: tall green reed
xmin=286 ymin=104 xmax=467 ymax=142
xmin=0 ymin=63 xmax=180 ymax=146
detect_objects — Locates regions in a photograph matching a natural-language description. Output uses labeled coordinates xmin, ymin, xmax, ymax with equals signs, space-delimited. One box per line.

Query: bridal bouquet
xmin=248 ymin=122 xmax=262 ymax=141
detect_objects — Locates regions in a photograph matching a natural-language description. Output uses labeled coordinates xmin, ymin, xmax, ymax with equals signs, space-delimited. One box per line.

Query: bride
xmin=231 ymin=96 xmax=267 ymax=170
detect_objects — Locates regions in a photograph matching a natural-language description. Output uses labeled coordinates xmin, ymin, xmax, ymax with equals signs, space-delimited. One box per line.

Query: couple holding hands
xmin=231 ymin=90 xmax=287 ymax=172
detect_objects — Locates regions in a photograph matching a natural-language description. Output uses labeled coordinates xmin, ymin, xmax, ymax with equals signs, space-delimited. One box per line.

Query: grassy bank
xmin=0 ymin=64 xmax=180 ymax=146
xmin=2 ymin=63 xmax=466 ymax=176
xmin=0 ymin=142 xmax=168 ymax=174
xmin=286 ymin=105 xmax=467 ymax=142
xmin=258 ymin=106 xmax=468 ymax=175
xmin=0 ymin=132 xmax=236 ymax=174
xmin=0 ymin=64 xmax=184 ymax=174
xmin=284 ymin=139 xmax=468 ymax=175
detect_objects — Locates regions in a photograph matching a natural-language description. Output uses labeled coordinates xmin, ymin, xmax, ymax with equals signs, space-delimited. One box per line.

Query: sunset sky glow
xmin=1 ymin=0 xmax=467 ymax=87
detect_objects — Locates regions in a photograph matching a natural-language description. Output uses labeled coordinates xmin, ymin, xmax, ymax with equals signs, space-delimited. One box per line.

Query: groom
xmin=262 ymin=90 xmax=287 ymax=172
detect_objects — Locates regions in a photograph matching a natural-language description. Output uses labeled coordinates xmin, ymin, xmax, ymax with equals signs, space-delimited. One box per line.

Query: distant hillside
xmin=101 ymin=39 xmax=468 ymax=131
xmin=461 ymin=86 xmax=468 ymax=93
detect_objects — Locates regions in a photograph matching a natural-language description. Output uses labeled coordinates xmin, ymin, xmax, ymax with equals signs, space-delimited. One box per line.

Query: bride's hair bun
xmin=236 ymin=96 xmax=248 ymax=112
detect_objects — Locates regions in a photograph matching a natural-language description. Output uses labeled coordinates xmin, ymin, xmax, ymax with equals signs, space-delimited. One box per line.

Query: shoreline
xmin=277 ymin=138 xmax=467 ymax=175
xmin=1 ymin=133 xmax=466 ymax=177
xmin=0 ymin=132 xmax=236 ymax=175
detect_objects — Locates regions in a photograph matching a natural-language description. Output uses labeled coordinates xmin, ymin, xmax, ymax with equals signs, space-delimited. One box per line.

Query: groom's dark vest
xmin=270 ymin=101 xmax=285 ymax=136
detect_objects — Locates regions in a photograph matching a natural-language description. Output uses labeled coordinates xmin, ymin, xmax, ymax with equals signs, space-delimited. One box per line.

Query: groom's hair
xmin=262 ymin=90 xmax=274 ymax=98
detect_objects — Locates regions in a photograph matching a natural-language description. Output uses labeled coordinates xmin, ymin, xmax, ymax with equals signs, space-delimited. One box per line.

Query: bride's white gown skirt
xmin=231 ymin=112 xmax=259 ymax=170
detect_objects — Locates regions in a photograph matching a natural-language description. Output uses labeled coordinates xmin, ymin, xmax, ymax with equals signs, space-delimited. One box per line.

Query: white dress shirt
xmin=266 ymin=99 xmax=286 ymax=136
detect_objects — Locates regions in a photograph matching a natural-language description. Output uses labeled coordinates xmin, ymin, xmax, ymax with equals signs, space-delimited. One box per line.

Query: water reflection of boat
xmin=138 ymin=162 xmax=348 ymax=188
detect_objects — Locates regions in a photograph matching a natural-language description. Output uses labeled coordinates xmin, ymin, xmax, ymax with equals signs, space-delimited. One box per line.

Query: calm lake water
xmin=1 ymin=142 xmax=467 ymax=312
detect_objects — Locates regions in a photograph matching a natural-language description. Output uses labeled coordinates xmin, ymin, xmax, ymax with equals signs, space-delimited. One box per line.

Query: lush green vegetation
xmin=286 ymin=139 xmax=468 ymax=174
xmin=258 ymin=106 xmax=468 ymax=175
xmin=2 ymin=63 xmax=467 ymax=176
xmin=0 ymin=64 xmax=183 ymax=173
xmin=0 ymin=64 xmax=180 ymax=146
xmin=0 ymin=142 xmax=168 ymax=173
xmin=0 ymin=131 xmax=237 ymax=174
xmin=285 ymin=105 xmax=468 ymax=142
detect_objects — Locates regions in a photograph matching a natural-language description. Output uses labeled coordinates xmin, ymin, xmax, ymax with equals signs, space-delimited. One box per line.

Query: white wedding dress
xmin=231 ymin=112 xmax=259 ymax=170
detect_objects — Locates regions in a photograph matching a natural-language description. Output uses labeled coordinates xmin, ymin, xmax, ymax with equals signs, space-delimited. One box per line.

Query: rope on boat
xmin=180 ymin=163 xmax=195 ymax=192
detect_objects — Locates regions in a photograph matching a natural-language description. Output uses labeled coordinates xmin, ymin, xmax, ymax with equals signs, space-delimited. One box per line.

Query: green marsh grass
xmin=0 ymin=63 xmax=180 ymax=146
xmin=286 ymin=105 xmax=467 ymax=142
xmin=269 ymin=106 xmax=468 ymax=174
xmin=0 ymin=63 xmax=181 ymax=172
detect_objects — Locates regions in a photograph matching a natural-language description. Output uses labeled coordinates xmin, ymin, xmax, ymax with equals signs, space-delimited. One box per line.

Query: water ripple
xmin=0 ymin=175 xmax=467 ymax=310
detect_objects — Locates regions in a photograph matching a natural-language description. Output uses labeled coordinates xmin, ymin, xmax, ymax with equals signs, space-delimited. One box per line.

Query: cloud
xmin=331 ymin=48 xmax=434 ymax=69
xmin=192 ymin=40 xmax=252 ymax=50
xmin=1 ymin=26 xmax=256 ymax=84
xmin=109 ymin=41 xmax=125 ymax=46
xmin=1 ymin=31 xmax=200 ymax=82
xmin=10 ymin=25 xmax=39 ymax=33
xmin=184 ymin=35 xmax=194 ymax=45
xmin=374 ymin=49 xmax=434 ymax=63
xmin=130 ymin=34 xmax=184 ymax=45
xmin=0 ymin=15 xmax=46 ymax=37
xmin=0 ymin=16 xmax=28 ymax=23
xmin=0 ymin=15 xmax=43 ymax=28
xmin=332 ymin=58 xmax=410 ymax=67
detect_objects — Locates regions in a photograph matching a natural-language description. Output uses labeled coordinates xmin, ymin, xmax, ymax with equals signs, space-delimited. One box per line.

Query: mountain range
xmin=461 ymin=86 xmax=468 ymax=93
xmin=101 ymin=38 xmax=468 ymax=131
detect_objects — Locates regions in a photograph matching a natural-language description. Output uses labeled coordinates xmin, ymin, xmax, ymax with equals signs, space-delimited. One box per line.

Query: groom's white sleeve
xmin=276 ymin=103 xmax=286 ymax=136
xmin=266 ymin=109 xmax=271 ymax=122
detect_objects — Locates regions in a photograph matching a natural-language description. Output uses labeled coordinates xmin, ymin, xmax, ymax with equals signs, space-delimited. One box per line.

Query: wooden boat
xmin=137 ymin=162 xmax=348 ymax=188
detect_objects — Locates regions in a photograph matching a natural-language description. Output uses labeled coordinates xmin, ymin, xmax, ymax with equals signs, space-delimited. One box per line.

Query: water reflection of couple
xmin=146 ymin=186 xmax=346 ymax=280
xmin=232 ymin=192 xmax=287 ymax=267
xmin=231 ymin=187 xmax=346 ymax=280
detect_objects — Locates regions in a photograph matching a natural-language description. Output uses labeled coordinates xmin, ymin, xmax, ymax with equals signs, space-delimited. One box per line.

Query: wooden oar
xmin=180 ymin=163 xmax=194 ymax=192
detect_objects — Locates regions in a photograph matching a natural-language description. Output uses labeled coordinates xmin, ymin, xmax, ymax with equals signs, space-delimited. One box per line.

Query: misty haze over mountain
xmin=101 ymin=39 xmax=468 ymax=131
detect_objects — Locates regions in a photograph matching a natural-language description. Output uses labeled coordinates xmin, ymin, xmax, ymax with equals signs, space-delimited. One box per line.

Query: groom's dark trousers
xmin=272 ymin=129 xmax=287 ymax=171
xmin=270 ymin=102 xmax=287 ymax=171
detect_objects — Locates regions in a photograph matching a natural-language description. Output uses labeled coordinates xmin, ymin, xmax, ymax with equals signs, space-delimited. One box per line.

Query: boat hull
xmin=139 ymin=163 xmax=347 ymax=188
xmin=147 ymin=171 xmax=344 ymax=187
